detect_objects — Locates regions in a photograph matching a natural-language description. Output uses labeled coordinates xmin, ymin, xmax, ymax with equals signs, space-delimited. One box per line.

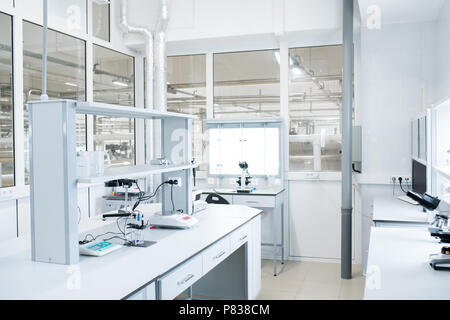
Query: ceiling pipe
xmin=119 ymin=0 xmax=153 ymax=109
xmin=154 ymin=0 xmax=169 ymax=111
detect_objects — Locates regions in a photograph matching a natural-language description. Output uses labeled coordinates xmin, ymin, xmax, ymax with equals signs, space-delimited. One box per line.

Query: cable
xmin=399 ymin=177 xmax=408 ymax=194
xmin=170 ymin=184 xmax=175 ymax=212
xmin=132 ymin=180 xmax=171 ymax=211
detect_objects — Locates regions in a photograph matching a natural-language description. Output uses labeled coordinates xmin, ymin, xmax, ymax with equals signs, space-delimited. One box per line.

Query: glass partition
xmin=213 ymin=50 xmax=280 ymax=119
xmin=93 ymin=45 xmax=135 ymax=167
xmin=288 ymin=45 xmax=343 ymax=172
xmin=92 ymin=0 xmax=110 ymax=41
xmin=167 ymin=54 xmax=206 ymax=170
xmin=23 ymin=20 xmax=87 ymax=183
xmin=0 ymin=12 xmax=13 ymax=188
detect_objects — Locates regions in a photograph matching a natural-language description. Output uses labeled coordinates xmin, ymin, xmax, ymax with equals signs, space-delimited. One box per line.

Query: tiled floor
xmin=256 ymin=259 xmax=365 ymax=300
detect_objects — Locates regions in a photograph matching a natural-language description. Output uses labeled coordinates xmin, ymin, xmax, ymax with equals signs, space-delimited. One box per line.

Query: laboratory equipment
xmin=147 ymin=212 xmax=198 ymax=229
xmin=236 ymin=161 xmax=253 ymax=193
xmin=406 ymin=192 xmax=450 ymax=270
xmin=79 ymin=240 xmax=122 ymax=257
xmin=412 ymin=159 xmax=427 ymax=195
xmin=150 ymin=157 xmax=171 ymax=166
xmin=103 ymin=179 xmax=138 ymax=216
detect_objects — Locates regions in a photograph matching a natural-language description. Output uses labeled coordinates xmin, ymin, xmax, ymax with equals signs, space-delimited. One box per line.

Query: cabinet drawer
xmin=230 ymin=223 xmax=251 ymax=252
xmin=233 ymin=195 xmax=275 ymax=208
xmin=159 ymin=255 xmax=202 ymax=300
xmin=202 ymin=236 xmax=230 ymax=275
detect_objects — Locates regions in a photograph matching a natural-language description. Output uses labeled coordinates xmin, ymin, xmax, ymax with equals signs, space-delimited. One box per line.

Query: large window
xmin=288 ymin=45 xmax=343 ymax=172
xmin=207 ymin=123 xmax=280 ymax=176
xmin=0 ymin=13 xmax=13 ymax=188
xmin=213 ymin=49 xmax=280 ymax=119
xmin=167 ymin=54 xmax=206 ymax=170
xmin=23 ymin=20 xmax=87 ymax=183
xmin=92 ymin=0 xmax=110 ymax=41
xmin=93 ymin=45 xmax=135 ymax=167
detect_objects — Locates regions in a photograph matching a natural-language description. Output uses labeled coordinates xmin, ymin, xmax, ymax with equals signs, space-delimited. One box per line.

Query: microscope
xmin=406 ymin=191 xmax=450 ymax=270
xmin=236 ymin=161 xmax=253 ymax=193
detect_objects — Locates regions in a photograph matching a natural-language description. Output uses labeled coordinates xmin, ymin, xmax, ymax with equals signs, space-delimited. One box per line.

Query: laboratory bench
xmin=0 ymin=204 xmax=262 ymax=300
xmin=200 ymin=186 xmax=285 ymax=276
xmin=364 ymin=227 xmax=450 ymax=300
xmin=372 ymin=196 xmax=431 ymax=228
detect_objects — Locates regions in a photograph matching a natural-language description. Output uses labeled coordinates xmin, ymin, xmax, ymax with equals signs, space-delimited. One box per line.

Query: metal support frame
xmin=341 ymin=0 xmax=354 ymax=280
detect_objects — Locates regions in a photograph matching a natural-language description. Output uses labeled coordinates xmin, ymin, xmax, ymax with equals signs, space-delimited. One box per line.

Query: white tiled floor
xmin=257 ymin=260 xmax=365 ymax=300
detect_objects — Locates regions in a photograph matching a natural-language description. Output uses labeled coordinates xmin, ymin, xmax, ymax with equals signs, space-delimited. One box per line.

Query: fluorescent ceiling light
xmin=112 ymin=80 xmax=129 ymax=87
xmin=64 ymin=82 xmax=78 ymax=87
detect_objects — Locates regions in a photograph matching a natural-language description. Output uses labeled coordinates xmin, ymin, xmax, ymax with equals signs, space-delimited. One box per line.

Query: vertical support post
xmin=29 ymin=100 xmax=79 ymax=265
xmin=341 ymin=0 xmax=354 ymax=279
xmin=161 ymin=118 xmax=193 ymax=215
xmin=40 ymin=0 xmax=48 ymax=101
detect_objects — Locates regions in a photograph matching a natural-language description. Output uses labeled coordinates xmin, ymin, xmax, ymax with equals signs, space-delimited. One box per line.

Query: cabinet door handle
xmin=245 ymin=201 xmax=259 ymax=204
xmin=214 ymin=251 xmax=226 ymax=260
xmin=177 ymin=274 xmax=194 ymax=286
xmin=239 ymin=235 xmax=248 ymax=241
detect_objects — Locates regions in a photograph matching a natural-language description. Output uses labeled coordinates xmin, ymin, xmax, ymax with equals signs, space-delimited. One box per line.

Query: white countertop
xmin=372 ymin=196 xmax=432 ymax=224
xmin=364 ymin=227 xmax=450 ymax=300
xmin=0 ymin=204 xmax=261 ymax=300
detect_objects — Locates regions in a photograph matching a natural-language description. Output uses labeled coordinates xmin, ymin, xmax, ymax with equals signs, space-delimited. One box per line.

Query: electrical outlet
xmin=391 ymin=176 xmax=397 ymax=184
xmin=172 ymin=177 xmax=182 ymax=187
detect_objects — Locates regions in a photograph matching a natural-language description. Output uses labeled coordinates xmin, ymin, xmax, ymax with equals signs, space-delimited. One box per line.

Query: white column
xmin=206 ymin=52 xmax=214 ymax=119
xmin=13 ymin=14 xmax=25 ymax=187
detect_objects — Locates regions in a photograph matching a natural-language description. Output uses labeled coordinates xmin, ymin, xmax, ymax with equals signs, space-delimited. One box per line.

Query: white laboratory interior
xmin=0 ymin=0 xmax=450 ymax=302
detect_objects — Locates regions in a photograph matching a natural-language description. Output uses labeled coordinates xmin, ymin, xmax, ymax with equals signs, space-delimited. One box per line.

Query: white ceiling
xmin=358 ymin=0 xmax=445 ymax=25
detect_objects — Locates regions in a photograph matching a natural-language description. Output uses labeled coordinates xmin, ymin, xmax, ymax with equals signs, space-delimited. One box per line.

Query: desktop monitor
xmin=412 ymin=159 xmax=427 ymax=195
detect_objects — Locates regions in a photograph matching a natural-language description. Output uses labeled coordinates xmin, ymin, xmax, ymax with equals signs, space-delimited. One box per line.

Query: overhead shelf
xmin=76 ymin=101 xmax=197 ymax=120
xmin=77 ymin=163 xmax=198 ymax=184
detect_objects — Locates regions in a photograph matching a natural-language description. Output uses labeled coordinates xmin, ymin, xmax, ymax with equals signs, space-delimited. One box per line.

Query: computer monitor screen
xmin=412 ymin=159 xmax=427 ymax=195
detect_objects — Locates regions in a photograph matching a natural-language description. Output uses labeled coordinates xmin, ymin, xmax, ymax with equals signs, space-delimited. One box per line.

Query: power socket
xmin=171 ymin=177 xmax=182 ymax=187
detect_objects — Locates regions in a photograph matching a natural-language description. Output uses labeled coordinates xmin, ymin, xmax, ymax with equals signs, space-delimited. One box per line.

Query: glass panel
xmin=214 ymin=50 xmax=280 ymax=119
xmin=166 ymin=55 xmax=206 ymax=170
xmin=288 ymin=45 xmax=343 ymax=172
xmin=48 ymin=0 xmax=87 ymax=33
xmin=412 ymin=119 xmax=419 ymax=159
xmin=23 ymin=21 xmax=86 ymax=183
xmin=0 ymin=13 xmax=13 ymax=188
xmin=92 ymin=0 xmax=110 ymax=41
xmin=207 ymin=125 xmax=280 ymax=176
xmin=93 ymin=45 xmax=135 ymax=167
xmin=419 ymin=117 xmax=426 ymax=161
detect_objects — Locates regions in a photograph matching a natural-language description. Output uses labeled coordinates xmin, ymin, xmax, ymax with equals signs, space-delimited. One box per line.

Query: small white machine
xmin=79 ymin=240 xmax=123 ymax=257
xmin=147 ymin=212 xmax=199 ymax=229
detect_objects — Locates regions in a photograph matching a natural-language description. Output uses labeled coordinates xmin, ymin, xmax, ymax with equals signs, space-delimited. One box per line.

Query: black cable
xmin=102 ymin=235 xmax=128 ymax=242
xmin=171 ymin=184 xmax=175 ymax=212
xmin=132 ymin=181 xmax=170 ymax=211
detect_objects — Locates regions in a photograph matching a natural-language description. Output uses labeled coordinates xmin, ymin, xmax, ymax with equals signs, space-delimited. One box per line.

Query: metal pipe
xmin=40 ymin=0 xmax=48 ymax=101
xmin=341 ymin=0 xmax=354 ymax=280
xmin=154 ymin=0 xmax=169 ymax=111
xmin=119 ymin=0 xmax=153 ymax=109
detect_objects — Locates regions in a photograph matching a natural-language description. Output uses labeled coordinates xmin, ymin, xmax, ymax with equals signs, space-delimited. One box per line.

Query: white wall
xmin=433 ymin=0 xmax=450 ymax=104
xmin=358 ymin=20 xmax=437 ymax=270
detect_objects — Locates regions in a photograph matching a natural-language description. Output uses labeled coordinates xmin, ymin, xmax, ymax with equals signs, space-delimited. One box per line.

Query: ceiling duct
xmin=154 ymin=0 xmax=169 ymax=111
xmin=119 ymin=0 xmax=153 ymax=108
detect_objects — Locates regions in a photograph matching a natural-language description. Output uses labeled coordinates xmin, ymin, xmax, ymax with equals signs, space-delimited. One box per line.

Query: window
xmin=92 ymin=0 xmax=110 ymax=41
xmin=23 ymin=21 xmax=87 ymax=183
xmin=288 ymin=45 xmax=343 ymax=172
xmin=0 ymin=13 xmax=13 ymax=188
xmin=207 ymin=123 xmax=280 ymax=176
xmin=48 ymin=0 xmax=87 ymax=33
xmin=93 ymin=45 xmax=135 ymax=167
xmin=167 ymin=54 xmax=206 ymax=170
xmin=213 ymin=50 xmax=280 ymax=119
